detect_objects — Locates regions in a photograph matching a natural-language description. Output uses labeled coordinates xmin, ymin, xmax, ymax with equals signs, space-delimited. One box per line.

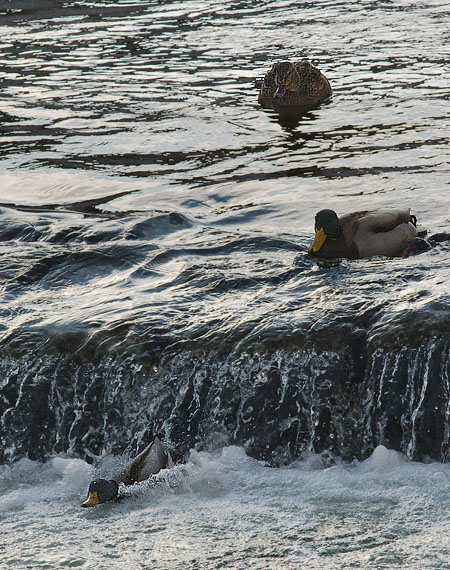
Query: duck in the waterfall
xmin=81 ymin=436 xmax=173 ymax=507
xmin=256 ymin=59 xmax=331 ymax=109
xmin=308 ymin=209 xmax=420 ymax=259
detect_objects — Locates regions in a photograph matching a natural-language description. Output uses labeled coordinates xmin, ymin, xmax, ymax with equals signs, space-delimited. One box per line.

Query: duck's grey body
xmin=347 ymin=210 xmax=418 ymax=258
xmin=309 ymin=208 xmax=418 ymax=259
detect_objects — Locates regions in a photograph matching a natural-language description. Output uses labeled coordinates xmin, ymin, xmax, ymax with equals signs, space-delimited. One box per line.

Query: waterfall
xmin=1 ymin=337 xmax=449 ymax=464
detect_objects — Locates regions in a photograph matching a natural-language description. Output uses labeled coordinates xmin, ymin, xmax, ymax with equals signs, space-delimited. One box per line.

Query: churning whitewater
xmin=2 ymin=446 xmax=450 ymax=569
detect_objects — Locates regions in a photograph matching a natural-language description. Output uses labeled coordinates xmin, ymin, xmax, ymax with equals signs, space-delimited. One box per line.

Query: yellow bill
xmin=81 ymin=491 xmax=99 ymax=508
xmin=309 ymin=227 xmax=327 ymax=253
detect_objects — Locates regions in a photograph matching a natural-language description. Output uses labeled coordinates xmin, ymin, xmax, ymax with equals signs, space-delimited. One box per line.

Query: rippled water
xmin=1 ymin=0 xmax=450 ymax=567
xmin=0 ymin=0 xmax=449 ymax=361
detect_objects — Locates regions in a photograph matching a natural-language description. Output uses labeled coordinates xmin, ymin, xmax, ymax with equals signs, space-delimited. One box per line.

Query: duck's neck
xmin=315 ymin=236 xmax=358 ymax=260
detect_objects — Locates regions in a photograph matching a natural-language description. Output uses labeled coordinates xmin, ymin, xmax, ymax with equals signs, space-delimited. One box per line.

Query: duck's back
xmin=115 ymin=437 xmax=172 ymax=485
xmin=350 ymin=209 xmax=418 ymax=257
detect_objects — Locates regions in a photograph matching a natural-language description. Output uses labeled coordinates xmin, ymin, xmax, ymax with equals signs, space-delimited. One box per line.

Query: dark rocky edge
xmin=1 ymin=319 xmax=448 ymax=465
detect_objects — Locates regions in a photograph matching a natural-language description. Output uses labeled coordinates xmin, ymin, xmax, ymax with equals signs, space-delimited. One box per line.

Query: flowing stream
xmin=0 ymin=0 xmax=449 ymax=567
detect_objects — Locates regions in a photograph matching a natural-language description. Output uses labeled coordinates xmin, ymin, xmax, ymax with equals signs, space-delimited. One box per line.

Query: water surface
xmin=1 ymin=0 xmax=450 ymax=567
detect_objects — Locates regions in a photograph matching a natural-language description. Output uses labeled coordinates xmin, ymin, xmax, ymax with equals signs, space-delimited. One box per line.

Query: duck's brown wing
xmin=114 ymin=437 xmax=171 ymax=486
xmin=294 ymin=60 xmax=332 ymax=100
xmin=339 ymin=211 xmax=369 ymax=254
xmin=354 ymin=209 xmax=412 ymax=233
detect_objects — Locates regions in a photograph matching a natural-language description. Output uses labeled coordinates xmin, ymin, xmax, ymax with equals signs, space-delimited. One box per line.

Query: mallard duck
xmin=308 ymin=209 xmax=419 ymax=259
xmin=81 ymin=436 xmax=173 ymax=507
xmin=257 ymin=59 xmax=331 ymax=109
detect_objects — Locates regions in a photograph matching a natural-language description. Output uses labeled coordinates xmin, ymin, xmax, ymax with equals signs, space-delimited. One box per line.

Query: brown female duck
xmin=257 ymin=59 xmax=331 ymax=109
xmin=308 ymin=209 xmax=419 ymax=259
xmin=81 ymin=436 xmax=173 ymax=507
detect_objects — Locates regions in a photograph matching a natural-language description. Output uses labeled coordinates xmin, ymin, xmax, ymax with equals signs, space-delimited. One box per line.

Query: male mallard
xmin=81 ymin=436 xmax=173 ymax=507
xmin=308 ymin=209 xmax=418 ymax=259
xmin=257 ymin=59 xmax=331 ymax=109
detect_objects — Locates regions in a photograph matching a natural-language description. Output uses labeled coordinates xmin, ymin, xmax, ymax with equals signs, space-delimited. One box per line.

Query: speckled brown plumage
xmin=257 ymin=59 xmax=331 ymax=109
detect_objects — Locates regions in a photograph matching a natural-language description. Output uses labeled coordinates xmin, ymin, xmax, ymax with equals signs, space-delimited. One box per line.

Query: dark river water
xmin=0 ymin=1 xmax=449 ymax=567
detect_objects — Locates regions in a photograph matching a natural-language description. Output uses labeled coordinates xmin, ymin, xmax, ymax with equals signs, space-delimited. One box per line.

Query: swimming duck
xmin=81 ymin=436 xmax=173 ymax=507
xmin=308 ymin=209 xmax=418 ymax=259
xmin=257 ymin=59 xmax=331 ymax=109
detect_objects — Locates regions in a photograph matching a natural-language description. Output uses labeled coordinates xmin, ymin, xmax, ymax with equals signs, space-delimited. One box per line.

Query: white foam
xmin=2 ymin=446 xmax=450 ymax=569
xmin=0 ymin=455 xmax=93 ymax=512
xmin=357 ymin=444 xmax=408 ymax=473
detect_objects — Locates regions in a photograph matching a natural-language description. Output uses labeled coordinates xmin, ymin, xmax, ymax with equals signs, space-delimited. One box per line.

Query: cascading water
xmin=2 ymin=337 xmax=449 ymax=465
